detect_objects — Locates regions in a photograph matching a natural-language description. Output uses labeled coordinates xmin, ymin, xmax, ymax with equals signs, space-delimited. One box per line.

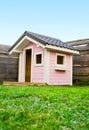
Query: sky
xmin=0 ymin=0 xmax=89 ymax=45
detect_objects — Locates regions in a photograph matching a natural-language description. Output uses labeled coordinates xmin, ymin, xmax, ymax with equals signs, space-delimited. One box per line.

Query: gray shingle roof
xmin=26 ymin=31 xmax=77 ymax=50
xmin=9 ymin=31 xmax=77 ymax=52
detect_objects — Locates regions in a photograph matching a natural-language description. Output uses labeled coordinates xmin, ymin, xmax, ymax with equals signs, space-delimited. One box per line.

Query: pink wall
xmin=26 ymin=42 xmax=44 ymax=83
xmin=20 ymin=41 xmax=72 ymax=85
xmin=49 ymin=51 xmax=71 ymax=85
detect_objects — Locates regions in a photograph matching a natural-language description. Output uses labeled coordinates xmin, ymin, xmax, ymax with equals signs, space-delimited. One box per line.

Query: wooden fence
xmin=0 ymin=44 xmax=18 ymax=83
xmin=0 ymin=55 xmax=18 ymax=83
xmin=67 ymin=39 xmax=89 ymax=84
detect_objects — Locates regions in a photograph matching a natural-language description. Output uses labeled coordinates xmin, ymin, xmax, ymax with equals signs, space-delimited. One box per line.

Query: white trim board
xmin=34 ymin=52 xmax=43 ymax=66
xmin=70 ymin=56 xmax=73 ymax=85
xmin=9 ymin=36 xmax=45 ymax=55
xmin=44 ymin=49 xmax=50 ymax=84
xmin=18 ymin=47 xmax=33 ymax=82
xmin=45 ymin=45 xmax=79 ymax=55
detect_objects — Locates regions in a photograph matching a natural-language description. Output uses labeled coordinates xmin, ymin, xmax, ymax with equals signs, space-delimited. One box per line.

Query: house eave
xmin=45 ymin=45 xmax=79 ymax=55
xmin=9 ymin=35 xmax=45 ymax=55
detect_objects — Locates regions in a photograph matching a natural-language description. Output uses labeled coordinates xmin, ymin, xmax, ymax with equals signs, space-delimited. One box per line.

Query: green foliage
xmin=0 ymin=85 xmax=89 ymax=130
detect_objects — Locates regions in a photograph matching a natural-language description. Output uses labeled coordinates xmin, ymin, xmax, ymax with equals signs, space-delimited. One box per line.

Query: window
xmin=57 ymin=55 xmax=64 ymax=65
xmin=36 ymin=54 xmax=42 ymax=64
xmin=55 ymin=53 xmax=66 ymax=70
xmin=34 ymin=52 xmax=43 ymax=66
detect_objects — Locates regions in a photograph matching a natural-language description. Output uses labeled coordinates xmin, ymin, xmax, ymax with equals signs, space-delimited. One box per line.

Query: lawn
xmin=0 ymin=85 xmax=89 ymax=130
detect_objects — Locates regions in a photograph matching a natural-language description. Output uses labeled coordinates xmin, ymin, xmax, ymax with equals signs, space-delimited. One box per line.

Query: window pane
xmin=36 ymin=54 xmax=42 ymax=64
xmin=57 ymin=55 xmax=64 ymax=64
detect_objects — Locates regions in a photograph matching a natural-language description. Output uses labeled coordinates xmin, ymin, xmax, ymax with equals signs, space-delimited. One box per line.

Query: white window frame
xmin=34 ymin=52 xmax=43 ymax=66
xmin=55 ymin=53 xmax=66 ymax=70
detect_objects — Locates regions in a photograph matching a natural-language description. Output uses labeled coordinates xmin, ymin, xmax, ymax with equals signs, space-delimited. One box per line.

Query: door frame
xmin=24 ymin=46 xmax=33 ymax=82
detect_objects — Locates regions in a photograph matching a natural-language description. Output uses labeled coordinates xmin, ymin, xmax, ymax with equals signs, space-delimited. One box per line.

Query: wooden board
xmin=25 ymin=49 xmax=31 ymax=82
xmin=3 ymin=81 xmax=46 ymax=86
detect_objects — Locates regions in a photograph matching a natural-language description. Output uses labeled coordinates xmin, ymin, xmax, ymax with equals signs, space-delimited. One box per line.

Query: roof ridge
xmin=25 ymin=31 xmax=75 ymax=49
xmin=26 ymin=31 xmax=62 ymax=41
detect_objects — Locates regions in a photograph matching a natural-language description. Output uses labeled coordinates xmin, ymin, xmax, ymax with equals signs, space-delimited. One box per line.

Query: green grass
xmin=0 ymin=85 xmax=89 ymax=130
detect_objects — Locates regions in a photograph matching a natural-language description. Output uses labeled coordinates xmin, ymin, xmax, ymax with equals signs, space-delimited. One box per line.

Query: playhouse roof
xmin=9 ymin=31 xmax=79 ymax=55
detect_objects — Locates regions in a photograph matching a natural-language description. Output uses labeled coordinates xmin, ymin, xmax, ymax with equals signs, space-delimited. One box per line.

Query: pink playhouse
xmin=9 ymin=31 xmax=79 ymax=85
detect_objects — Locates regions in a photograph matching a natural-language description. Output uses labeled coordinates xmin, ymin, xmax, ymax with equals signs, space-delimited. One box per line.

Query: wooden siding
xmin=49 ymin=51 xmax=72 ymax=85
xmin=18 ymin=41 xmax=44 ymax=83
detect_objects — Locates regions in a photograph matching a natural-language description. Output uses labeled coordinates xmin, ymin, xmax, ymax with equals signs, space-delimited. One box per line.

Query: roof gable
xmin=9 ymin=31 xmax=79 ymax=55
